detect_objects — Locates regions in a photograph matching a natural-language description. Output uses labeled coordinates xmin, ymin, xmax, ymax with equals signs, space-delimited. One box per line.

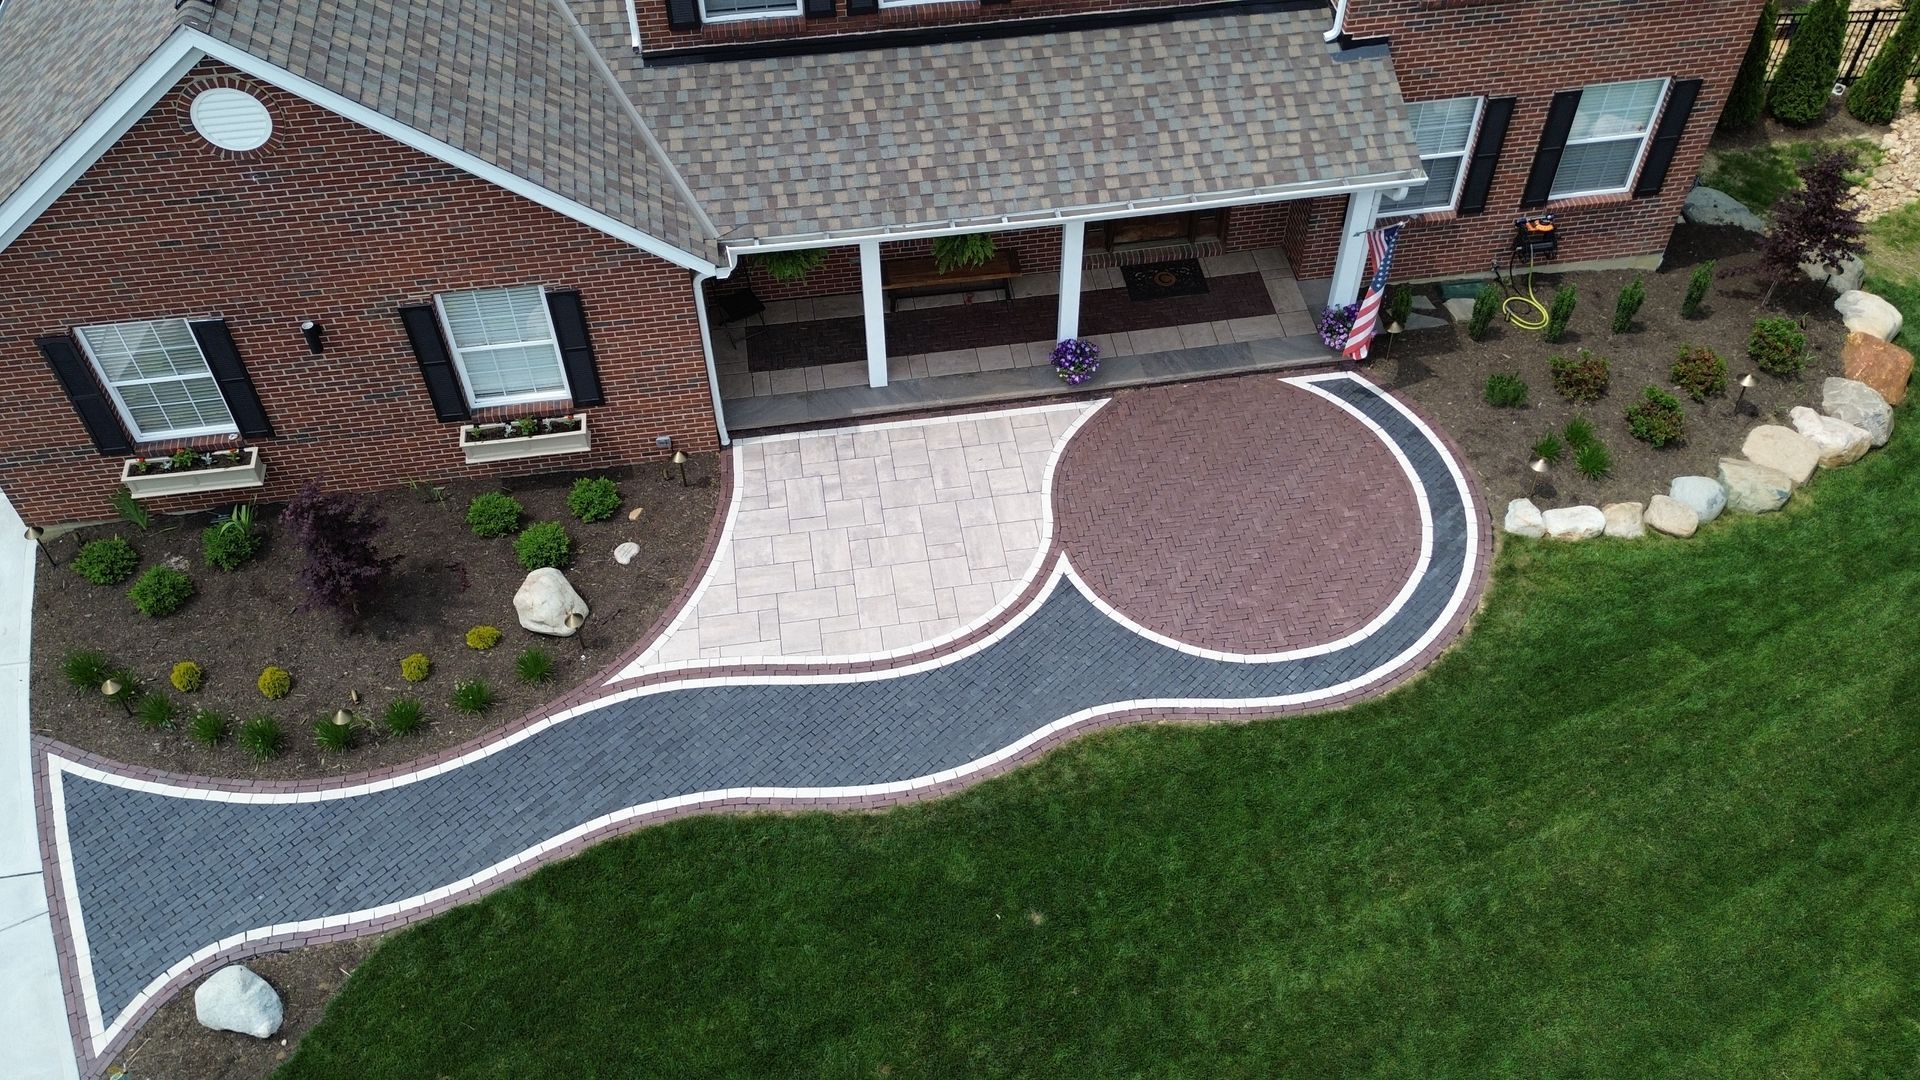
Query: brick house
xmin=0 ymin=0 xmax=1758 ymax=526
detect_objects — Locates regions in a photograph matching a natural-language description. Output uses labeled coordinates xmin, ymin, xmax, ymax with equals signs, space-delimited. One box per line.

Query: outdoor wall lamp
xmin=301 ymin=320 xmax=325 ymax=354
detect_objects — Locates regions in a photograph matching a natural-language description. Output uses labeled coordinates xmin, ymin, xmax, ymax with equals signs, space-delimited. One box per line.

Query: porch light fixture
xmin=301 ymin=320 xmax=325 ymax=354
xmin=24 ymin=525 xmax=53 ymax=566
xmin=1733 ymin=373 xmax=1758 ymax=417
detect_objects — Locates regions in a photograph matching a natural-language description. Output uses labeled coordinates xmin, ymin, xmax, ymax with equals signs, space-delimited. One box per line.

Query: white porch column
xmin=860 ymin=239 xmax=887 ymax=387
xmin=1327 ymin=188 xmax=1384 ymax=309
xmin=1056 ymin=220 xmax=1086 ymax=343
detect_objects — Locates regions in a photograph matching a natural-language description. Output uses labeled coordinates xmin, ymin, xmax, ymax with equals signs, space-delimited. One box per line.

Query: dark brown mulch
xmin=1381 ymin=222 xmax=1848 ymax=509
xmin=30 ymin=456 xmax=720 ymax=781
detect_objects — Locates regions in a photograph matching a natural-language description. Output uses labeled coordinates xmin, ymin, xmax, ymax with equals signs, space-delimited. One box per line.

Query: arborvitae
xmin=1721 ymin=0 xmax=1777 ymax=132
xmin=1845 ymin=1 xmax=1920 ymax=124
xmin=1769 ymin=0 xmax=1852 ymax=127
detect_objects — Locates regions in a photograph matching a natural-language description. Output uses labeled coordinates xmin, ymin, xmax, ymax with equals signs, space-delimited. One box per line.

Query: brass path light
xmin=24 ymin=525 xmax=53 ymax=566
xmin=1528 ymin=455 xmax=1556 ymax=505
xmin=1733 ymin=372 xmax=1759 ymax=417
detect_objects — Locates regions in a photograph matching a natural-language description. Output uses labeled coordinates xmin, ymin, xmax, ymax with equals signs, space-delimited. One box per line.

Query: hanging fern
xmin=758 ymin=248 xmax=828 ymax=283
xmin=931 ymin=234 xmax=998 ymax=274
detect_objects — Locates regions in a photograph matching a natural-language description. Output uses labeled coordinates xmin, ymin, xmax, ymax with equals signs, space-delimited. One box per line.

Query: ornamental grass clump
xmin=128 ymin=566 xmax=193 ymax=618
xmin=1611 ymin=279 xmax=1646 ymax=334
xmin=71 ymin=537 xmax=138 ymax=585
xmin=1574 ymin=439 xmax=1613 ymax=481
xmin=1749 ymin=316 xmax=1809 ymax=377
xmin=1467 ymin=285 xmax=1501 ymax=341
xmin=466 ymin=625 xmax=503 ymax=651
xmin=1543 ymin=285 xmax=1577 ymax=344
xmin=400 ymin=652 xmax=432 ymax=683
xmin=1564 ymin=415 xmax=1598 ymax=452
xmin=1681 ymin=261 xmax=1715 ymax=319
xmin=515 ymin=522 xmax=573 ymax=570
xmin=515 ymin=647 xmax=555 ymax=685
xmin=451 ymin=679 xmax=495 ymax=714
xmin=1483 ymin=373 xmax=1529 ymax=408
xmin=1548 ymin=349 xmax=1611 ymax=403
xmin=566 ymin=477 xmax=621 ymax=523
xmin=313 ymin=714 xmax=357 ymax=752
xmin=1626 ymin=386 xmax=1688 ymax=448
xmin=136 ymin=693 xmax=177 ymax=731
xmin=62 ymin=649 xmax=113 ymax=693
xmin=258 ymin=665 xmax=293 ymax=700
xmin=282 ymin=482 xmax=399 ymax=620
xmin=238 ymin=715 xmax=284 ymax=760
xmin=1531 ymin=433 xmax=1563 ymax=465
xmin=466 ymin=492 xmax=523 ymax=538
xmin=189 ymin=708 xmax=229 ymax=747
xmin=169 ymin=661 xmax=203 ymax=693
xmin=1670 ymin=345 xmax=1728 ymax=402
xmin=381 ymin=697 xmax=427 ymax=737
xmin=1050 ymin=338 xmax=1101 ymax=386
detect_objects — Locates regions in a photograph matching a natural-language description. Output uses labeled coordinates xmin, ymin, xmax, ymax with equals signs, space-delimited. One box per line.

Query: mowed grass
xmin=1701 ymin=136 xmax=1885 ymax=216
xmin=280 ymin=415 xmax=1920 ymax=1079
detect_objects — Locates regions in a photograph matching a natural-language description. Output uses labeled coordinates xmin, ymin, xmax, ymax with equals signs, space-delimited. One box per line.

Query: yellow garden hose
xmin=1503 ymin=253 xmax=1550 ymax=331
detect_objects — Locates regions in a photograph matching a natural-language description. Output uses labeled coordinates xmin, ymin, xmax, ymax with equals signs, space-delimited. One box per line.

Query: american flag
xmin=1342 ymin=222 xmax=1405 ymax=362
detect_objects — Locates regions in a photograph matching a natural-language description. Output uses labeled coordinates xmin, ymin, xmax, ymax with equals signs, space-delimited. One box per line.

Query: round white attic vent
xmin=189 ymin=88 xmax=273 ymax=152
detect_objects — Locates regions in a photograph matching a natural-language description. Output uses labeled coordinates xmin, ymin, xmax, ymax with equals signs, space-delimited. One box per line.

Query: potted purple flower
xmin=1318 ymin=304 xmax=1358 ymax=351
xmin=1051 ymin=337 xmax=1101 ymax=386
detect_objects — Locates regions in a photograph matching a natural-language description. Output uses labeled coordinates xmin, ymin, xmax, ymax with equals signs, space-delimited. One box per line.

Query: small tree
xmin=1758 ymin=149 xmax=1866 ymax=305
xmin=1846 ymin=0 xmax=1920 ymax=124
xmin=1681 ymin=261 xmax=1716 ymax=318
xmin=1720 ymin=0 xmax=1776 ymax=132
xmin=1769 ymin=0 xmax=1851 ymax=127
xmin=281 ymin=482 xmax=399 ymax=619
xmin=1611 ymin=279 xmax=1646 ymax=334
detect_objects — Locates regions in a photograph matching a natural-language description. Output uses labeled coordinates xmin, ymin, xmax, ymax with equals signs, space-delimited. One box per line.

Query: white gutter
xmin=1323 ymin=0 xmax=1349 ymax=42
xmin=624 ymin=0 xmax=643 ymax=49
xmin=690 ymin=271 xmax=731 ymax=447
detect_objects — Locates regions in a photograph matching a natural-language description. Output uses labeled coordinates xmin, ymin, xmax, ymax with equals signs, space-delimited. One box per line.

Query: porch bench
xmin=881 ymin=252 xmax=1021 ymax=312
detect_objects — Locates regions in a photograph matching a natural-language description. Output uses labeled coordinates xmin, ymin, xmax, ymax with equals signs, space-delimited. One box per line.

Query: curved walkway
xmin=33 ymin=372 xmax=1486 ymax=1075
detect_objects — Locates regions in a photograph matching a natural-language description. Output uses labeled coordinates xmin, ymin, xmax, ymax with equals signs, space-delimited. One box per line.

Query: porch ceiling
xmin=627 ymin=6 xmax=1423 ymax=245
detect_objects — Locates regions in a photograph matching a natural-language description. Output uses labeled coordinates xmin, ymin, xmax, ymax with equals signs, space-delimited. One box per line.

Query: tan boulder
xmin=1602 ymin=502 xmax=1645 ymax=539
xmin=1841 ymin=332 xmax=1913 ymax=406
xmin=1788 ymin=406 xmax=1871 ymax=468
xmin=1644 ymin=494 xmax=1698 ymax=538
xmin=1741 ymin=425 xmax=1820 ymax=486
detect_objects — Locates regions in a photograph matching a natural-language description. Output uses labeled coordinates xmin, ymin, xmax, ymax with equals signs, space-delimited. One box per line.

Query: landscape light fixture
xmin=672 ymin=449 xmax=689 ymax=486
xmin=24 ymin=524 xmax=53 ymax=566
xmin=101 ymin=678 xmax=131 ymax=715
xmin=332 ymin=709 xmax=353 ymax=727
xmin=300 ymin=320 xmax=325 ymax=354
xmin=564 ymin=611 xmax=585 ymax=631
xmin=1528 ymin=455 xmax=1556 ymax=504
xmin=1733 ymin=372 xmax=1758 ymax=417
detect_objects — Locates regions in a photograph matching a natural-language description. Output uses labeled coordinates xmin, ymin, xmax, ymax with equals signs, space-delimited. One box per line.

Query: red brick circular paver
xmin=1052 ymin=376 xmax=1423 ymax=654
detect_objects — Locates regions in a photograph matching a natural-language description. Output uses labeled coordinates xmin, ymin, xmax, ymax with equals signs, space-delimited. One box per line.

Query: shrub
xmin=466 ymin=493 xmax=523 ymax=539
xmin=514 ymin=522 xmax=573 ymax=570
xmin=110 ymin=487 xmax=150 ymax=531
xmin=381 ymin=696 xmax=427 ymax=737
xmin=1681 ymin=261 xmax=1715 ymax=319
xmin=1626 ymin=386 xmax=1688 ymax=447
xmin=451 ymin=679 xmax=495 ymax=714
xmin=1385 ymin=284 xmax=1415 ymax=330
xmin=466 ymin=625 xmax=503 ymax=651
xmin=257 ymin=665 xmax=293 ymax=700
xmin=758 ymin=248 xmax=827 ymax=283
xmin=1543 ymin=285 xmax=1577 ymax=344
xmin=1574 ymin=439 xmax=1613 ymax=481
xmin=71 ymin=537 xmax=139 ymax=585
xmin=128 ymin=566 xmax=193 ymax=617
xmin=1759 ymin=150 xmax=1867 ymax=305
xmin=1769 ymin=0 xmax=1849 ymax=126
xmin=1548 ymin=349 xmax=1611 ymax=403
xmin=400 ymin=652 xmax=432 ymax=683
xmin=62 ymin=649 xmax=114 ymax=692
xmin=281 ymin=482 xmax=399 ymax=619
xmin=1564 ymin=415 xmax=1598 ymax=451
xmin=136 ymin=693 xmax=177 ymax=731
xmin=1531 ymin=433 xmax=1563 ymax=465
xmin=1670 ymin=346 xmax=1728 ymax=402
xmin=1750 ymin=316 xmax=1809 ymax=376
xmin=1847 ymin=0 xmax=1920 ymax=124
xmin=201 ymin=519 xmax=262 ymax=572
xmin=1611 ymin=279 xmax=1646 ymax=334
xmin=566 ymin=476 xmax=621 ymax=523
xmin=931 ymin=234 xmax=997 ymax=274
xmin=1720 ymin=0 xmax=1775 ymax=132
xmin=313 ymin=715 xmax=356 ymax=752
xmin=189 ymin=708 xmax=228 ymax=747
xmin=1483 ymin=373 xmax=1529 ymax=408
xmin=238 ymin=715 xmax=284 ymax=760
xmin=515 ymin=647 xmax=555 ymax=684
xmin=169 ymin=661 xmax=203 ymax=693
xmin=1467 ymin=284 xmax=1501 ymax=341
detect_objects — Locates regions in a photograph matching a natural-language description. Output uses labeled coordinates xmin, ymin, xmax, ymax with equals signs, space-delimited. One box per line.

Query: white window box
xmin=120 ymin=446 xmax=265 ymax=500
xmin=459 ymin=414 xmax=591 ymax=464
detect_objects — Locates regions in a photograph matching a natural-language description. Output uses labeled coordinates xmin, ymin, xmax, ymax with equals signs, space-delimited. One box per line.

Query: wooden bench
xmin=880 ymin=251 xmax=1021 ymax=312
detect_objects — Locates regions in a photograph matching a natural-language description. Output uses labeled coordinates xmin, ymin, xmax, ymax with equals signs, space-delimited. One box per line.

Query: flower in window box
xmin=1318 ymin=304 xmax=1359 ymax=350
xmin=510 ymin=417 xmax=541 ymax=438
xmin=1050 ymin=338 xmax=1101 ymax=386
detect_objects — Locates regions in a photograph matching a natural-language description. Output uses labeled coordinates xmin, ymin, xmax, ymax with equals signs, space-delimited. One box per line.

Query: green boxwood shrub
xmin=1749 ymin=316 xmax=1809 ymax=376
xmin=169 ymin=661 xmax=203 ymax=693
xmin=1549 ymin=349 xmax=1611 ymax=403
xmin=1681 ymin=261 xmax=1715 ymax=319
xmin=1467 ymin=284 xmax=1502 ymax=341
xmin=400 ymin=652 xmax=432 ymax=683
xmin=566 ymin=476 xmax=621 ymax=523
xmin=466 ymin=625 xmax=503 ymax=651
xmin=1670 ymin=345 xmax=1728 ymax=402
xmin=1483 ymin=372 xmax=1529 ymax=408
xmin=466 ymin=492 xmax=523 ymax=539
xmin=515 ymin=522 xmax=573 ymax=570
xmin=72 ymin=537 xmax=139 ymax=585
xmin=1626 ymin=386 xmax=1688 ymax=447
xmin=1611 ymin=279 xmax=1646 ymax=334
xmin=128 ymin=566 xmax=193 ymax=617
xmin=1543 ymin=285 xmax=1577 ymax=344
xmin=1769 ymin=0 xmax=1849 ymax=127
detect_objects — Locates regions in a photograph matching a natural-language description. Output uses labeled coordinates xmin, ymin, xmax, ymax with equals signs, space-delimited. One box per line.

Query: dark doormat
xmin=1121 ymin=259 xmax=1209 ymax=301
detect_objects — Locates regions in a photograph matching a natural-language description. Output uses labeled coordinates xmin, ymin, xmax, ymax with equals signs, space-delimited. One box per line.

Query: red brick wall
xmin=1289 ymin=0 xmax=1763 ymax=285
xmin=0 ymin=61 xmax=716 ymax=527
xmin=713 ymin=226 xmax=1065 ymax=302
xmin=640 ymin=0 xmax=1214 ymax=55
xmin=1222 ymin=203 xmax=1294 ymax=253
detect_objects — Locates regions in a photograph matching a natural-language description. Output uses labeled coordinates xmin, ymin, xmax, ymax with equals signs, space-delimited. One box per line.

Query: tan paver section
xmin=623 ymin=404 xmax=1094 ymax=673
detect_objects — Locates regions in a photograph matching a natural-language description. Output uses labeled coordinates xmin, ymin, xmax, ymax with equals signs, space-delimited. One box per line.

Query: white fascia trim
xmin=182 ymin=30 xmax=719 ymax=275
xmin=1324 ymin=0 xmax=1349 ymax=41
xmin=0 ymin=33 xmax=204 ymax=255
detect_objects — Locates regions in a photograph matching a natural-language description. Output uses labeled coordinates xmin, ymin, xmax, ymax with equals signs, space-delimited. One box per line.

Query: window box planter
xmin=459 ymin=413 xmax=590 ymax=464
xmin=120 ymin=446 xmax=266 ymax=500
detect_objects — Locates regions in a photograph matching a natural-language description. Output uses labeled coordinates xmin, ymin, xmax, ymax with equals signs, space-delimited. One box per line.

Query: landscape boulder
xmin=1503 ymin=498 xmax=1544 ymax=538
xmin=195 ymin=965 xmax=282 ymax=1039
xmin=1668 ymin=476 xmax=1726 ymax=523
xmin=1601 ymin=501 xmax=1645 ymax=539
xmin=1788 ymin=405 xmax=1871 ymax=468
xmin=1804 ymin=254 xmax=1866 ymax=295
xmin=1821 ymin=377 xmax=1893 ymax=447
xmin=1718 ymin=457 xmax=1794 ymax=514
xmin=1740 ymin=425 xmax=1820 ymax=486
xmin=514 ymin=567 xmax=590 ymax=637
xmin=1834 ymin=289 xmax=1904 ymax=343
xmin=1543 ymin=505 xmax=1606 ymax=541
xmin=613 ymin=541 xmax=640 ymax=566
xmin=1644 ymin=495 xmax=1699 ymax=538
xmin=1840 ymin=331 xmax=1913 ymax=406
xmin=1682 ymin=186 xmax=1766 ymax=233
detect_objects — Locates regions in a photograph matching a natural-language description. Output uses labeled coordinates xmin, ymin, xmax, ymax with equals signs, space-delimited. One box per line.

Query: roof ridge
xmin=547 ymin=0 xmax=721 ymax=253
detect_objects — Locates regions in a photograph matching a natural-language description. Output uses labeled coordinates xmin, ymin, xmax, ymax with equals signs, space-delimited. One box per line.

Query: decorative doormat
xmin=1121 ymin=259 xmax=1210 ymax=301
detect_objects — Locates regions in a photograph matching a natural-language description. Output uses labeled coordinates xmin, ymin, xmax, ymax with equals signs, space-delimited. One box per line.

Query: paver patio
xmin=28 ymin=371 xmax=1488 ymax=1075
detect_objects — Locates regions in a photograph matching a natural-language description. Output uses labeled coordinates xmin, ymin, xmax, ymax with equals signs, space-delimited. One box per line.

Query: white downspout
xmin=1323 ymin=0 xmax=1349 ymax=42
xmin=691 ymin=272 xmax=731 ymax=447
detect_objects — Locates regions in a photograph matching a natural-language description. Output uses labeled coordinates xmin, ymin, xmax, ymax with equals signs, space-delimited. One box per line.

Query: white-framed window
xmin=698 ymin=0 xmax=801 ymax=21
xmin=434 ymin=285 xmax=570 ymax=409
xmin=75 ymin=319 xmax=236 ymax=442
xmin=1550 ymin=78 xmax=1669 ymax=201
xmin=1381 ymin=96 xmax=1483 ymax=217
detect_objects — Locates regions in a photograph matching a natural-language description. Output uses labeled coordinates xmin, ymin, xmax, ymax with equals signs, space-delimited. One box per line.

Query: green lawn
xmin=281 ymin=416 xmax=1920 ymax=1079
xmin=1700 ymin=137 xmax=1885 ymax=217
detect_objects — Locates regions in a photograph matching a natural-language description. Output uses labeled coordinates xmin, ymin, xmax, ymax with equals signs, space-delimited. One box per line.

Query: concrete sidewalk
xmin=0 ymin=491 xmax=79 ymax=1079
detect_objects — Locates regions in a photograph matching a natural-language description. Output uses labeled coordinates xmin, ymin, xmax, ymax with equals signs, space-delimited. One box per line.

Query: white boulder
xmin=1602 ymin=501 xmax=1645 ymax=539
xmin=1719 ymin=457 xmax=1794 ymax=514
xmin=1805 ymin=255 xmax=1866 ymax=295
xmin=1503 ymin=498 xmax=1545 ymax=538
xmin=513 ymin=567 xmax=590 ymax=637
xmin=1668 ymin=476 xmax=1726 ymax=523
xmin=195 ymin=965 xmax=283 ymax=1038
xmin=1822 ymin=377 xmax=1893 ymax=448
xmin=1788 ymin=405 xmax=1871 ymax=467
xmin=1543 ymin=505 xmax=1606 ymax=541
xmin=613 ymin=541 xmax=640 ymax=566
xmin=1644 ymin=494 xmax=1699 ymax=538
xmin=1834 ymin=289 xmax=1904 ymax=342
xmin=1740 ymin=425 xmax=1821 ymax=486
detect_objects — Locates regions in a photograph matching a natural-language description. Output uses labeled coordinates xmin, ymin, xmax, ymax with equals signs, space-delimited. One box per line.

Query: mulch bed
xmin=1381 ymin=222 xmax=1849 ymax=508
xmin=30 ymin=456 xmax=720 ymax=781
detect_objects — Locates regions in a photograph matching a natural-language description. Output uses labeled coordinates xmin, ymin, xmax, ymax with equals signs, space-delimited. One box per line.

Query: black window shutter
xmin=846 ymin=0 xmax=876 ymax=13
xmin=1521 ymin=90 xmax=1583 ymax=209
xmin=544 ymin=290 xmax=605 ymax=408
xmin=39 ymin=335 xmax=132 ymax=456
xmin=1456 ymin=97 xmax=1516 ymax=215
xmin=666 ymin=0 xmax=701 ymax=29
xmin=1633 ymin=79 xmax=1702 ymax=199
xmin=187 ymin=320 xmax=274 ymax=438
xmin=805 ymin=0 xmax=834 ymax=16
xmin=398 ymin=304 xmax=471 ymax=422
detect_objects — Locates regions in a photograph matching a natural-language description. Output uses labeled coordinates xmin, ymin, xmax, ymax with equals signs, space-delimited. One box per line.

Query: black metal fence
xmin=1766 ymin=7 xmax=1920 ymax=85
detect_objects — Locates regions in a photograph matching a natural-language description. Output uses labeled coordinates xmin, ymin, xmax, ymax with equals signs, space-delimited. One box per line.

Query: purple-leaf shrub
xmin=1051 ymin=337 xmax=1101 ymax=386
xmin=1759 ymin=149 xmax=1866 ymax=306
xmin=281 ymin=482 xmax=399 ymax=619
